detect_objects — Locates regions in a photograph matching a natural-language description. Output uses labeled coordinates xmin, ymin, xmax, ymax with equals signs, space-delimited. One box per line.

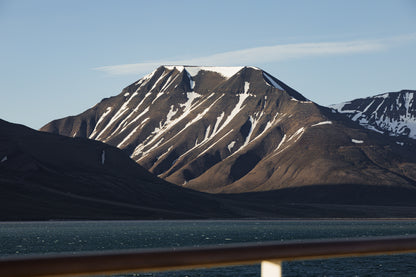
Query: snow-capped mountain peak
xmin=41 ymin=67 xmax=416 ymax=194
xmin=164 ymin=65 xmax=244 ymax=79
xmin=331 ymin=90 xmax=416 ymax=139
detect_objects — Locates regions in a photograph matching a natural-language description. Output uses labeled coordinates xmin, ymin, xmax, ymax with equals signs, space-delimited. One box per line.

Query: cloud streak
xmin=94 ymin=35 xmax=416 ymax=76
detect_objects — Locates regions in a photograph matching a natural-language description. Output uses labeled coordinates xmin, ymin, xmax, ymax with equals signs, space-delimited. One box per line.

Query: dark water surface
xmin=1 ymin=220 xmax=416 ymax=276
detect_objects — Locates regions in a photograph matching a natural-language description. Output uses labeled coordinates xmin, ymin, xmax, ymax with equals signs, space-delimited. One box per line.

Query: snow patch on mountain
xmin=197 ymin=129 xmax=234 ymax=158
xmin=263 ymin=72 xmax=283 ymax=90
xmin=241 ymin=116 xmax=256 ymax=149
xmin=89 ymin=107 xmax=113 ymax=139
xmin=133 ymin=92 xmax=212 ymax=160
xmin=156 ymin=146 xmax=173 ymax=161
xmin=288 ymin=127 xmax=305 ymax=143
xmin=150 ymin=71 xmax=169 ymax=92
xmin=185 ymin=70 xmax=195 ymax=90
xmin=275 ymin=134 xmax=287 ymax=152
xmin=117 ymin=117 xmax=149 ymax=148
xmin=135 ymin=69 xmax=156 ymax=86
xmin=182 ymin=92 xmax=201 ymax=109
xmin=312 ymin=121 xmax=332 ymax=127
xmin=271 ymin=124 xmax=306 ymax=158
xmin=184 ymin=99 xmax=220 ymax=130
xmin=128 ymin=107 xmax=150 ymax=126
xmin=166 ymin=105 xmax=178 ymax=123
xmin=227 ymin=141 xmax=236 ymax=152
xmin=160 ymin=74 xmax=177 ymax=92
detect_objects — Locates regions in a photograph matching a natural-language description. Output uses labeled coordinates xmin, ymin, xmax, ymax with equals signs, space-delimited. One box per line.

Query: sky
xmin=1 ymin=0 xmax=416 ymax=129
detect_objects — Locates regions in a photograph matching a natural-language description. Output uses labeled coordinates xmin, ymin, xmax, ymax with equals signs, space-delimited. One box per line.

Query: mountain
xmin=0 ymin=118 xmax=252 ymax=220
xmin=330 ymin=90 xmax=416 ymax=139
xmin=41 ymin=66 xmax=416 ymax=194
xmin=11 ymin=118 xmax=415 ymax=220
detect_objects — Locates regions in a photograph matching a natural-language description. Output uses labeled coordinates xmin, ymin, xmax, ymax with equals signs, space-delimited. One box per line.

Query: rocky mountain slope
xmin=41 ymin=66 xmax=416 ymax=194
xmin=330 ymin=90 xmax=416 ymax=139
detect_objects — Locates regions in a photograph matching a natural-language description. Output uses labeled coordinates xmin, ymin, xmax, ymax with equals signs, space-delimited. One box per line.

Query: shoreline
xmin=2 ymin=217 xmax=416 ymax=223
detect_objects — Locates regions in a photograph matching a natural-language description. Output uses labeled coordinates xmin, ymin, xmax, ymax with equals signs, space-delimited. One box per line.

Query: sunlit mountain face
xmin=42 ymin=66 xmax=416 ymax=194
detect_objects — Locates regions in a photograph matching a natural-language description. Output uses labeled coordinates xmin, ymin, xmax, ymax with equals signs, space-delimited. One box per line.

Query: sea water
xmin=1 ymin=220 xmax=416 ymax=276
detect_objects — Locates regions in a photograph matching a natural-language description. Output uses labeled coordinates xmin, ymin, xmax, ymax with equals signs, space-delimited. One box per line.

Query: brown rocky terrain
xmin=41 ymin=66 xmax=416 ymax=195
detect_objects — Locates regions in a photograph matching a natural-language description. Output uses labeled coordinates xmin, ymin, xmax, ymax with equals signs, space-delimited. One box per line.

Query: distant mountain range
xmin=330 ymin=90 xmax=416 ymax=139
xmin=41 ymin=66 xmax=416 ymax=196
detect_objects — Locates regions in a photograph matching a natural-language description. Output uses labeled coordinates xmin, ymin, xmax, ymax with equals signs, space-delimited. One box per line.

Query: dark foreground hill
xmin=0 ymin=119 xmax=242 ymax=220
xmin=3 ymin=118 xmax=416 ymax=219
xmin=41 ymin=66 xmax=416 ymax=195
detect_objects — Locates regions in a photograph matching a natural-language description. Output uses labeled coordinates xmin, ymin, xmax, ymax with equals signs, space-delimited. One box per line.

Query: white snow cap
xmin=164 ymin=66 xmax=244 ymax=79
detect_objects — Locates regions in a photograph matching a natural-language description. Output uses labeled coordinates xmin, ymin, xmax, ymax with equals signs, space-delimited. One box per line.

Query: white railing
xmin=1 ymin=236 xmax=416 ymax=277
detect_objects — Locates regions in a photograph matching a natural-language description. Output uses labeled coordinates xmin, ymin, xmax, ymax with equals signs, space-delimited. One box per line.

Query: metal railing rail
xmin=1 ymin=236 xmax=416 ymax=277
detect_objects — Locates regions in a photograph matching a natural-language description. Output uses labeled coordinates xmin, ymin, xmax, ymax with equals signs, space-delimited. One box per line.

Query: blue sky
xmin=1 ymin=0 xmax=416 ymax=129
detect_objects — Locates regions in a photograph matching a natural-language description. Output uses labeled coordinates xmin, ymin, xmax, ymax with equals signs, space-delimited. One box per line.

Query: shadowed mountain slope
xmin=0 ymin=119 xmax=249 ymax=220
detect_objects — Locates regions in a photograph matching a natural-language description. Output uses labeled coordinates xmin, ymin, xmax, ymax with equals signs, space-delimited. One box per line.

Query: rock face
xmin=330 ymin=90 xmax=416 ymax=139
xmin=41 ymin=66 xmax=416 ymax=193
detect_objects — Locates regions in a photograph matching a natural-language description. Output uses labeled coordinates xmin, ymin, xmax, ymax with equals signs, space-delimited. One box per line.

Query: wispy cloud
xmin=94 ymin=34 xmax=416 ymax=76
